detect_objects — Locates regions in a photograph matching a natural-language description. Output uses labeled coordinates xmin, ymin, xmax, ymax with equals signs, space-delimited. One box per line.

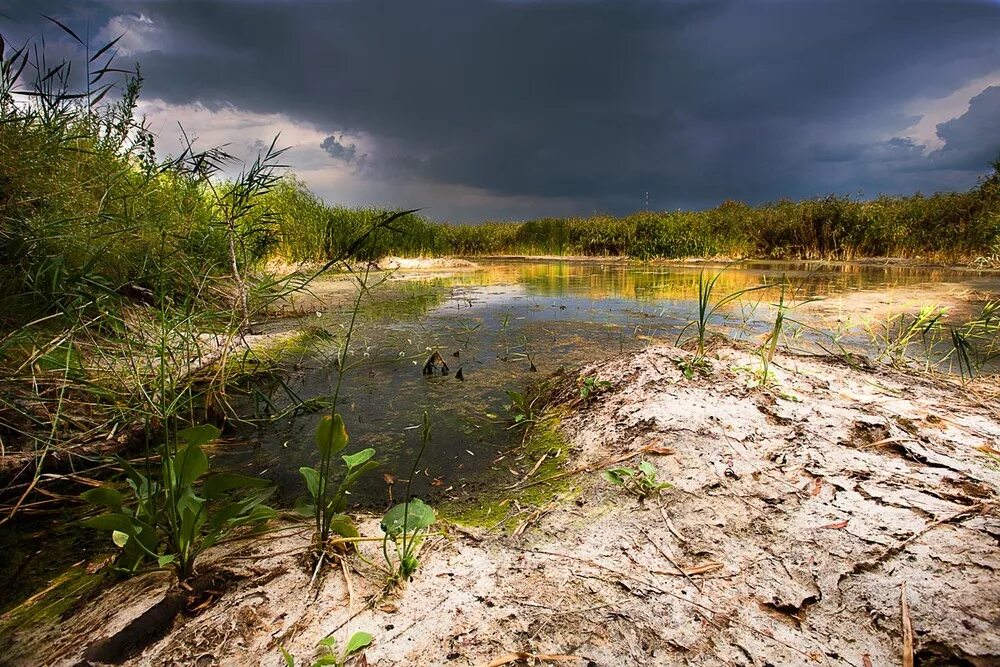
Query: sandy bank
xmin=4 ymin=344 xmax=999 ymax=666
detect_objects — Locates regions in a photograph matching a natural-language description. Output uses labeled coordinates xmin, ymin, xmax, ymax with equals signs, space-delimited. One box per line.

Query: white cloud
xmin=900 ymin=71 xmax=1000 ymax=151
xmin=135 ymin=98 xmax=584 ymax=222
xmin=137 ymin=98 xmax=367 ymax=170
xmin=97 ymin=14 xmax=162 ymax=57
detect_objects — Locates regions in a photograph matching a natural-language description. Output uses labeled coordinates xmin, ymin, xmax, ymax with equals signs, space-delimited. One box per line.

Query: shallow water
xmin=218 ymin=258 xmax=1000 ymax=507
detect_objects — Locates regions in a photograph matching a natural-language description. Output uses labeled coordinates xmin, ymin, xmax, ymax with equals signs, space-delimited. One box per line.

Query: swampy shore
xmin=4 ymin=341 xmax=998 ymax=667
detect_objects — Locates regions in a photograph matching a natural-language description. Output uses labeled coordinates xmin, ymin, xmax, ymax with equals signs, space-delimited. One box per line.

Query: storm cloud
xmin=3 ymin=0 xmax=1000 ymax=220
xmin=320 ymin=135 xmax=363 ymax=165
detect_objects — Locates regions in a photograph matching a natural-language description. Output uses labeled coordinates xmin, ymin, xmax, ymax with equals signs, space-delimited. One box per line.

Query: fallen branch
xmin=643 ymin=532 xmax=701 ymax=592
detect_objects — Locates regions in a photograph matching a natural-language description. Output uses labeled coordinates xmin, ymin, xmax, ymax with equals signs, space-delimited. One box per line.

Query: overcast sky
xmin=3 ymin=1 xmax=1000 ymax=222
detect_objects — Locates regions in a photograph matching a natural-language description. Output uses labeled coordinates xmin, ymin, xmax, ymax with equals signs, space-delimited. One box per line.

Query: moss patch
xmin=440 ymin=412 xmax=578 ymax=532
xmin=0 ymin=565 xmax=106 ymax=652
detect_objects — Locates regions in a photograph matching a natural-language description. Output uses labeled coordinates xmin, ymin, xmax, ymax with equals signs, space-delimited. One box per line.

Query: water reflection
xmin=224 ymin=259 xmax=998 ymax=507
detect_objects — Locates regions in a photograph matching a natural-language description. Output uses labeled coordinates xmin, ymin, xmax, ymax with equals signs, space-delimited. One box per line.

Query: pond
xmin=218 ymin=258 xmax=1000 ymax=508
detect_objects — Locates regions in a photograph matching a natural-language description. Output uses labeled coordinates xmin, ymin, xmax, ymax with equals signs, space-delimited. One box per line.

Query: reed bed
xmin=266 ymin=174 xmax=1000 ymax=264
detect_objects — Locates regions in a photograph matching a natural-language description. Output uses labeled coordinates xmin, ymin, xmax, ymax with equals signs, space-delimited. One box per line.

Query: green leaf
xmin=342 ymin=448 xmax=375 ymax=469
xmin=247 ymin=504 xmax=277 ymax=523
xmin=315 ymin=414 xmax=348 ymax=457
xmin=117 ymin=457 xmax=150 ymax=492
xmin=601 ymin=470 xmax=623 ymax=485
xmin=203 ymin=473 xmax=274 ymax=499
xmin=294 ymin=496 xmax=316 ymax=518
xmin=638 ymin=461 xmax=657 ymax=477
xmin=312 ymin=657 xmax=338 ymax=666
xmin=178 ymin=424 xmax=221 ymax=448
xmin=317 ymin=637 xmax=336 ymax=649
xmin=81 ymin=487 xmax=123 ymax=513
xmin=299 ymin=466 xmax=320 ymax=500
xmin=327 ymin=513 xmax=359 ymax=539
xmin=81 ymin=512 xmax=135 ymax=534
xmin=171 ymin=444 xmax=209 ymax=488
xmin=208 ymin=488 xmax=276 ymax=532
xmin=381 ymin=498 xmax=436 ymax=537
xmin=176 ymin=486 xmax=205 ymax=518
xmin=178 ymin=488 xmax=207 ymax=542
xmin=157 ymin=554 xmax=175 ymax=568
xmin=279 ymin=646 xmax=295 ymax=667
xmin=344 ymin=631 xmax=373 ymax=655
xmin=112 ymin=530 xmax=130 ymax=548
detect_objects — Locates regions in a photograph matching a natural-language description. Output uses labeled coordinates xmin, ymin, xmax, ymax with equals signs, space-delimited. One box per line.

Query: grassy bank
xmin=266 ymin=172 xmax=1000 ymax=264
xmin=0 ymin=30 xmax=385 ymax=517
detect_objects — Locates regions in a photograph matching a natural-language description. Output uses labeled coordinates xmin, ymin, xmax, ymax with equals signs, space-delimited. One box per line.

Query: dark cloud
xmin=320 ymin=135 xmax=362 ymax=165
xmin=4 ymin=1 xmax=1000 ymax=219
xmin=935 ymin=86 xmax=1000 ymax=171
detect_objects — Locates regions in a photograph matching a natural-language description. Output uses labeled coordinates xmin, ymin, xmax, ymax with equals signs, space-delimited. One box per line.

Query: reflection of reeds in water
xmin=429 ymin=259 xmax=955 ymax=305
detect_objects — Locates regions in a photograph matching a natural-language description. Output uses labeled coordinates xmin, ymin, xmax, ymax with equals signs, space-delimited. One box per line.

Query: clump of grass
xmin=752 ymin=276 xmax=817 ymax=386
xmin=870 ymin=305 xmax=948 ymax=366
xmin=676 ymin=266 xmax=768 ymax=373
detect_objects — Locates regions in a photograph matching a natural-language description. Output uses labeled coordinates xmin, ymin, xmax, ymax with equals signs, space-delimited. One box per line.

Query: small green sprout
xmin=579 ymin=375 xmax=611 ymax=400
xmin=281 ymin=632 xmax=373 ymax=667
xmin=602 ymin=460 xmax=671 ymax=500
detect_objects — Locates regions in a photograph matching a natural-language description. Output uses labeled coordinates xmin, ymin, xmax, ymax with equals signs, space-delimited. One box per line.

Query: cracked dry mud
xmin=6 ymin=344 xmax=999 ymax=666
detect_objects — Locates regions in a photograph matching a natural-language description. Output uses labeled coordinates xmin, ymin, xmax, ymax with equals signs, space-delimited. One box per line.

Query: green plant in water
xmin=280 ymin=632 xmax=373 ymax=667
xmin=298 ymin=253 xmax=381 ymax=557
xmin=755 ymin=277 xmax=817 ymax=386
xmin=758 ymin=282 xmax=788 ymax=384
xmin=602 ymin=460 xmax=671 ymax=500
xmin=381 ymin=411 xmax=436 ymax=583
xmin=298 ymin=415 xmax=378 ymax=551
xmin=677 ymin=266 xmax=769 ymax=367
xmin=946 ymin=299 xmax=1000 ymax=381
xmin=872 ymin=305 xmax=946 ymax=365
xmin=81 ymin=424 xmax=276 ymax=580
xmin=506 ymin=389 xmax=542 ymax=427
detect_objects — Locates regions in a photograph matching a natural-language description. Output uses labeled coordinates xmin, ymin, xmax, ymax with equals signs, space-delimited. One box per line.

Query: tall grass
xmin=0 ymin=26 xmax=382 ymax=517
xmin=265 ymin=178 xmax=446 ymax=261
xmin=434 ymin=185 xmax=1000 ymax=262
xmin=0 ymin=24 xmax=425 ymax=531
xmin=266 ymin=169 xmax=1000 ymax=264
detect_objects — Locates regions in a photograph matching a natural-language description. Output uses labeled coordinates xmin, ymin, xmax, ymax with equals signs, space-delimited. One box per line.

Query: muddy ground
xmin=4 ymin=342 xmax=999 ymax=666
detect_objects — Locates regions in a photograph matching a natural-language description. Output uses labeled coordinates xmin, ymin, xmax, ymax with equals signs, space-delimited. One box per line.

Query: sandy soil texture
xmin=5 ymin=344 xmax=999 ymax=666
